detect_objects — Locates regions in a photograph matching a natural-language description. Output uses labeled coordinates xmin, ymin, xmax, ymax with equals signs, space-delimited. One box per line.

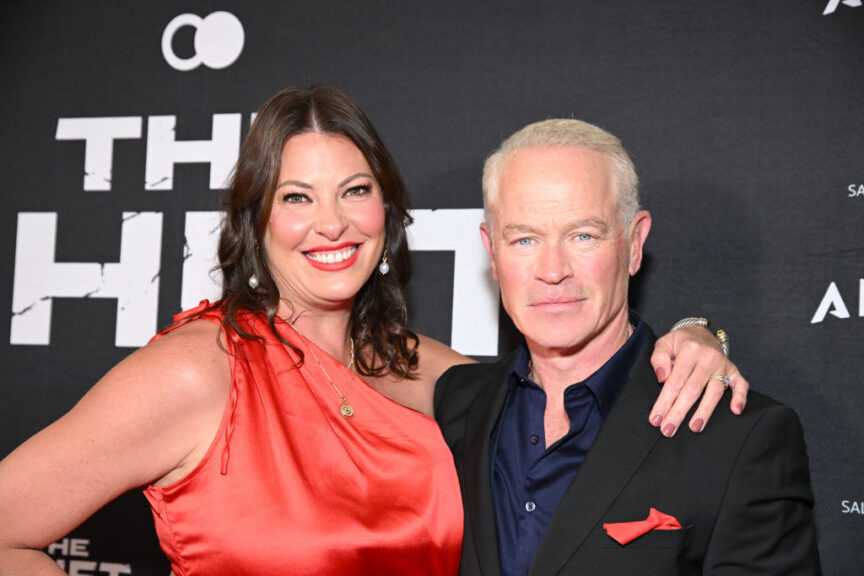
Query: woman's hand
xmin=649 ymin=324 xmax=749 ymax=437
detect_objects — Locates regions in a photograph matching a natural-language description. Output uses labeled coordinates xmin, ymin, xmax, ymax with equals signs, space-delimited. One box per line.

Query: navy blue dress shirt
xmin=491 ymin=311 xmax=646 ymax=576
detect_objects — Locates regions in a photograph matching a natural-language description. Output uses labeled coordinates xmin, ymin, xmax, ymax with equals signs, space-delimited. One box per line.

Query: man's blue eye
xmin=577 ymin=233 xmax=593 ymax=241
xmin=517 ymin=238 xmax=532 ymax=246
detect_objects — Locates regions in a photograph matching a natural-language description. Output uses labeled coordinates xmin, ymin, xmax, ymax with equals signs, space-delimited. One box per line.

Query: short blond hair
xmin=482 ymin=118 xmax=640 ymax=231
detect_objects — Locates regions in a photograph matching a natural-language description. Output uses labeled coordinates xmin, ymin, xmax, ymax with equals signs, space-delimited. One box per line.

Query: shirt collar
xmin=509 ymin=310 xmax=646 ymax=417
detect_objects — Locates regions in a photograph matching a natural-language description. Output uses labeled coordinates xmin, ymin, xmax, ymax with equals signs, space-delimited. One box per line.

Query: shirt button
xmin=525 ymin=501 xmax=536 ymax=512
xmin=529 ymin=434 xmax=539 ymax=445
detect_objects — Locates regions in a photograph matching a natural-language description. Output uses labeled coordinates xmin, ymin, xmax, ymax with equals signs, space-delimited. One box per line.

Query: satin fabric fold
xmin=144 ymin=302 xmax=463 ymax=575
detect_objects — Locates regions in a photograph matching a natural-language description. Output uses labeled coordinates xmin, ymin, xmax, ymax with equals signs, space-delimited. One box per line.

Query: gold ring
xmin=708 ymin=373 xmax=730 ymax=390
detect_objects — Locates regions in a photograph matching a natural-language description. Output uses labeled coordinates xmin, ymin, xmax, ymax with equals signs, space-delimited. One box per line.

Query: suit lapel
xmin=529 ymin=331 xmax=663 ymax=575
xmin=462 ymin=352 xmax=516 ymax=576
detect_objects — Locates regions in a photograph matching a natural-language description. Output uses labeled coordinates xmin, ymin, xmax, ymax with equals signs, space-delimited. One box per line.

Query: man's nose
xmin=535 ymin=242 xmax=573 ymax=284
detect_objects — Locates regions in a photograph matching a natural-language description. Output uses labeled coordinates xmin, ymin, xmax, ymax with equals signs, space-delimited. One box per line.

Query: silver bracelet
xmin=715 ymin=329 xmax=729 ymax=357
xmin=670 ymin=317 xmax=708 ymax=331
xmin=670 ymin=317 xmax=729 ymax=357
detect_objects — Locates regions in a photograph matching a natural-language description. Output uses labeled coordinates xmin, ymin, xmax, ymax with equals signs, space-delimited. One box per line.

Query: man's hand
xmin=649 ymin=325 xmax=749 ymax=437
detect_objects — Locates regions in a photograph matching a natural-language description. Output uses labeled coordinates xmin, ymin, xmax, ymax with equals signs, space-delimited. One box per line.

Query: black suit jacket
xmin=434 ymin=329 xmax=821 ymax=575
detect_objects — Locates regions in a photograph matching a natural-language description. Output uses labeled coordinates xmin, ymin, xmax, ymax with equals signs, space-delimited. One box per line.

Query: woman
xmin=0 ymin=86 xmax=745 ymax=575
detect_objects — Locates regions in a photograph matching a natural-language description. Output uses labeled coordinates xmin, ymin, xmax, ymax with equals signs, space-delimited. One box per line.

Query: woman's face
xmin=264 ymin=131 xmax=386 ymax=315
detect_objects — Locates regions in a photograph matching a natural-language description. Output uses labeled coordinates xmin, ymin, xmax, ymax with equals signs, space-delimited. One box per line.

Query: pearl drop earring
xmin=378 ymin=250 xmax=390 ymax=275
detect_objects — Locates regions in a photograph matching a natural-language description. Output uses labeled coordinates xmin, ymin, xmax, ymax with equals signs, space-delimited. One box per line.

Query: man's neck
xmin=526 ymin=310 xmax=634 ymax=448
xmin=527 ymin=311 xmax=633 ymax=399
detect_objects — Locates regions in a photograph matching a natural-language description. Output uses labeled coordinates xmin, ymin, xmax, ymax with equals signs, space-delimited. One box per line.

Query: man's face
xmin=481 ymin=145 xmax=651 ymax=360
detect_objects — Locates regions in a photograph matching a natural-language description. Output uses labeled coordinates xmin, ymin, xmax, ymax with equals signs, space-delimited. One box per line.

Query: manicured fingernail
xmin=655 ymin=368 xmax=667 ymax=382
xmin=690 ymin=418 xmax=704 ymax=433
xmin=733 ymin=403 xmax=744 ymax=414
xmin=662 ymin=424 xmax=677 ymax=438
xmin=650 ymin=414 xmax=663 ymax=427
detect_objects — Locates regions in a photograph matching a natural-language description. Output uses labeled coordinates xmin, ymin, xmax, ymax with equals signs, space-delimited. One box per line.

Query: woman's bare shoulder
xmin=415 ymin=333 xmax=475 ymax=381
xmin=364 ymin=334 xmax=474 ymax=417
xmin=0 ymin=318 xmax=233 ymax=554
xmin=89 ymin=316 xmax=232 ymax=461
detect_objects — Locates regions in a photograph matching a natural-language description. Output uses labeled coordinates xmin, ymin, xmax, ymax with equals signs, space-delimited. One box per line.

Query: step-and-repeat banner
xmin=2 ymin=1 xmax=862 ymax=574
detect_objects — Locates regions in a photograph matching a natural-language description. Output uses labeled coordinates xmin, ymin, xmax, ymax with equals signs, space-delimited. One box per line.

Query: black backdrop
xmin=2 ymin=1 xmax=862 ymax=574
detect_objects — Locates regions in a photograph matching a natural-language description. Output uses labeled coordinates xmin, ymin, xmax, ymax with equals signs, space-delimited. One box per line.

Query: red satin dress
xmin=143 ymin=302 xmax=463 ymax=575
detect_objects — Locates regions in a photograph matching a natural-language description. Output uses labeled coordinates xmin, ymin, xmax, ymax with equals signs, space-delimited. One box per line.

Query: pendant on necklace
xmin=340 ymin=398 xmax=355 ymax=419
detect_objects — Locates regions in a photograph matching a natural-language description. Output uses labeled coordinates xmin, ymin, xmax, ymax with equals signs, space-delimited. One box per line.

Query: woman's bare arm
xmin=0 ymin=320 xmax=230 ymax=574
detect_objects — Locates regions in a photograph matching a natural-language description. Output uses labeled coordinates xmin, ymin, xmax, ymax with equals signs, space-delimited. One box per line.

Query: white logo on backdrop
xmin=811 ymin=279 xmax=864 ymax=323
xmin=46 ymin=538 xmax=131 ymax=576
xmin=12 ymin=115 xmax=500 ymax=355
xmin=823 ymin=0 xmax=862 ymax=15
xmin=162 ymin=11 xmax=245 ymax=71
xmin=12 ymin=208 xmax=496 ymax=354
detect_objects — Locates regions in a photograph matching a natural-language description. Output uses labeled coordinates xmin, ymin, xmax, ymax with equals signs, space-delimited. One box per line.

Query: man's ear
xmin=480 ymin=221 xmax=499 ymax=282
xmin=628 ymin=210 xmax=652 ymax=276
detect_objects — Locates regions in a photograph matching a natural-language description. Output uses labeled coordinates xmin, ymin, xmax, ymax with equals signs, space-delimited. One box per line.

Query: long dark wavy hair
xmin=215 ymin=85 xmax=418 ymax=379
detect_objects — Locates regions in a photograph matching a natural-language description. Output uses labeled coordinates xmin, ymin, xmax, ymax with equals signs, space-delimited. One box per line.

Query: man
xmin=434 ymin=119 xmax=820 ymax=574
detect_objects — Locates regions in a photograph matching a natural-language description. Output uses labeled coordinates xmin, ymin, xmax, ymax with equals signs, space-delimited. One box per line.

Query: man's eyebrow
xmin=501 ymin=218 xmax=610 ymax=234
xmin=567 ymin=218 xmax=609 ymax=233
xmin=502 ymin=223 xmax=537 ymax=234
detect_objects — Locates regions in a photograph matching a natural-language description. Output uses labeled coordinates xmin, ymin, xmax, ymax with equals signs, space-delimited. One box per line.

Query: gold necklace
xmin=289 ymin=322 xmax=356 ymax=419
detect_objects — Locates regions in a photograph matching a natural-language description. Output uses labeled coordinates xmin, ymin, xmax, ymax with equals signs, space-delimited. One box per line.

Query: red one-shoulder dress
xmin=144 ymin=302 xmax=463 ymax=575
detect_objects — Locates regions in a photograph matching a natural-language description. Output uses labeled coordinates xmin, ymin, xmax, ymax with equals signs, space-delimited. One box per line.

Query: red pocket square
xmin=603 ymin=507 xmax=682 ymax=545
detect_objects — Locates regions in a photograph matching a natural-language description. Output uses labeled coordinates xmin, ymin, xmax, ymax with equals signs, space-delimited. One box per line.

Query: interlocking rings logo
xmin=162 ymin=11 xmax=244 ymax=71
xmin=823 ymin=0 xmax=862 ymax=15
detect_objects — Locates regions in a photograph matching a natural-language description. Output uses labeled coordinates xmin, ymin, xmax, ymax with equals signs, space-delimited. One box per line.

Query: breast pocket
xmin=572 ymin=526 xmax=695 ymax=575
xmin=598 ymin=524 xmax=692 ymax=550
